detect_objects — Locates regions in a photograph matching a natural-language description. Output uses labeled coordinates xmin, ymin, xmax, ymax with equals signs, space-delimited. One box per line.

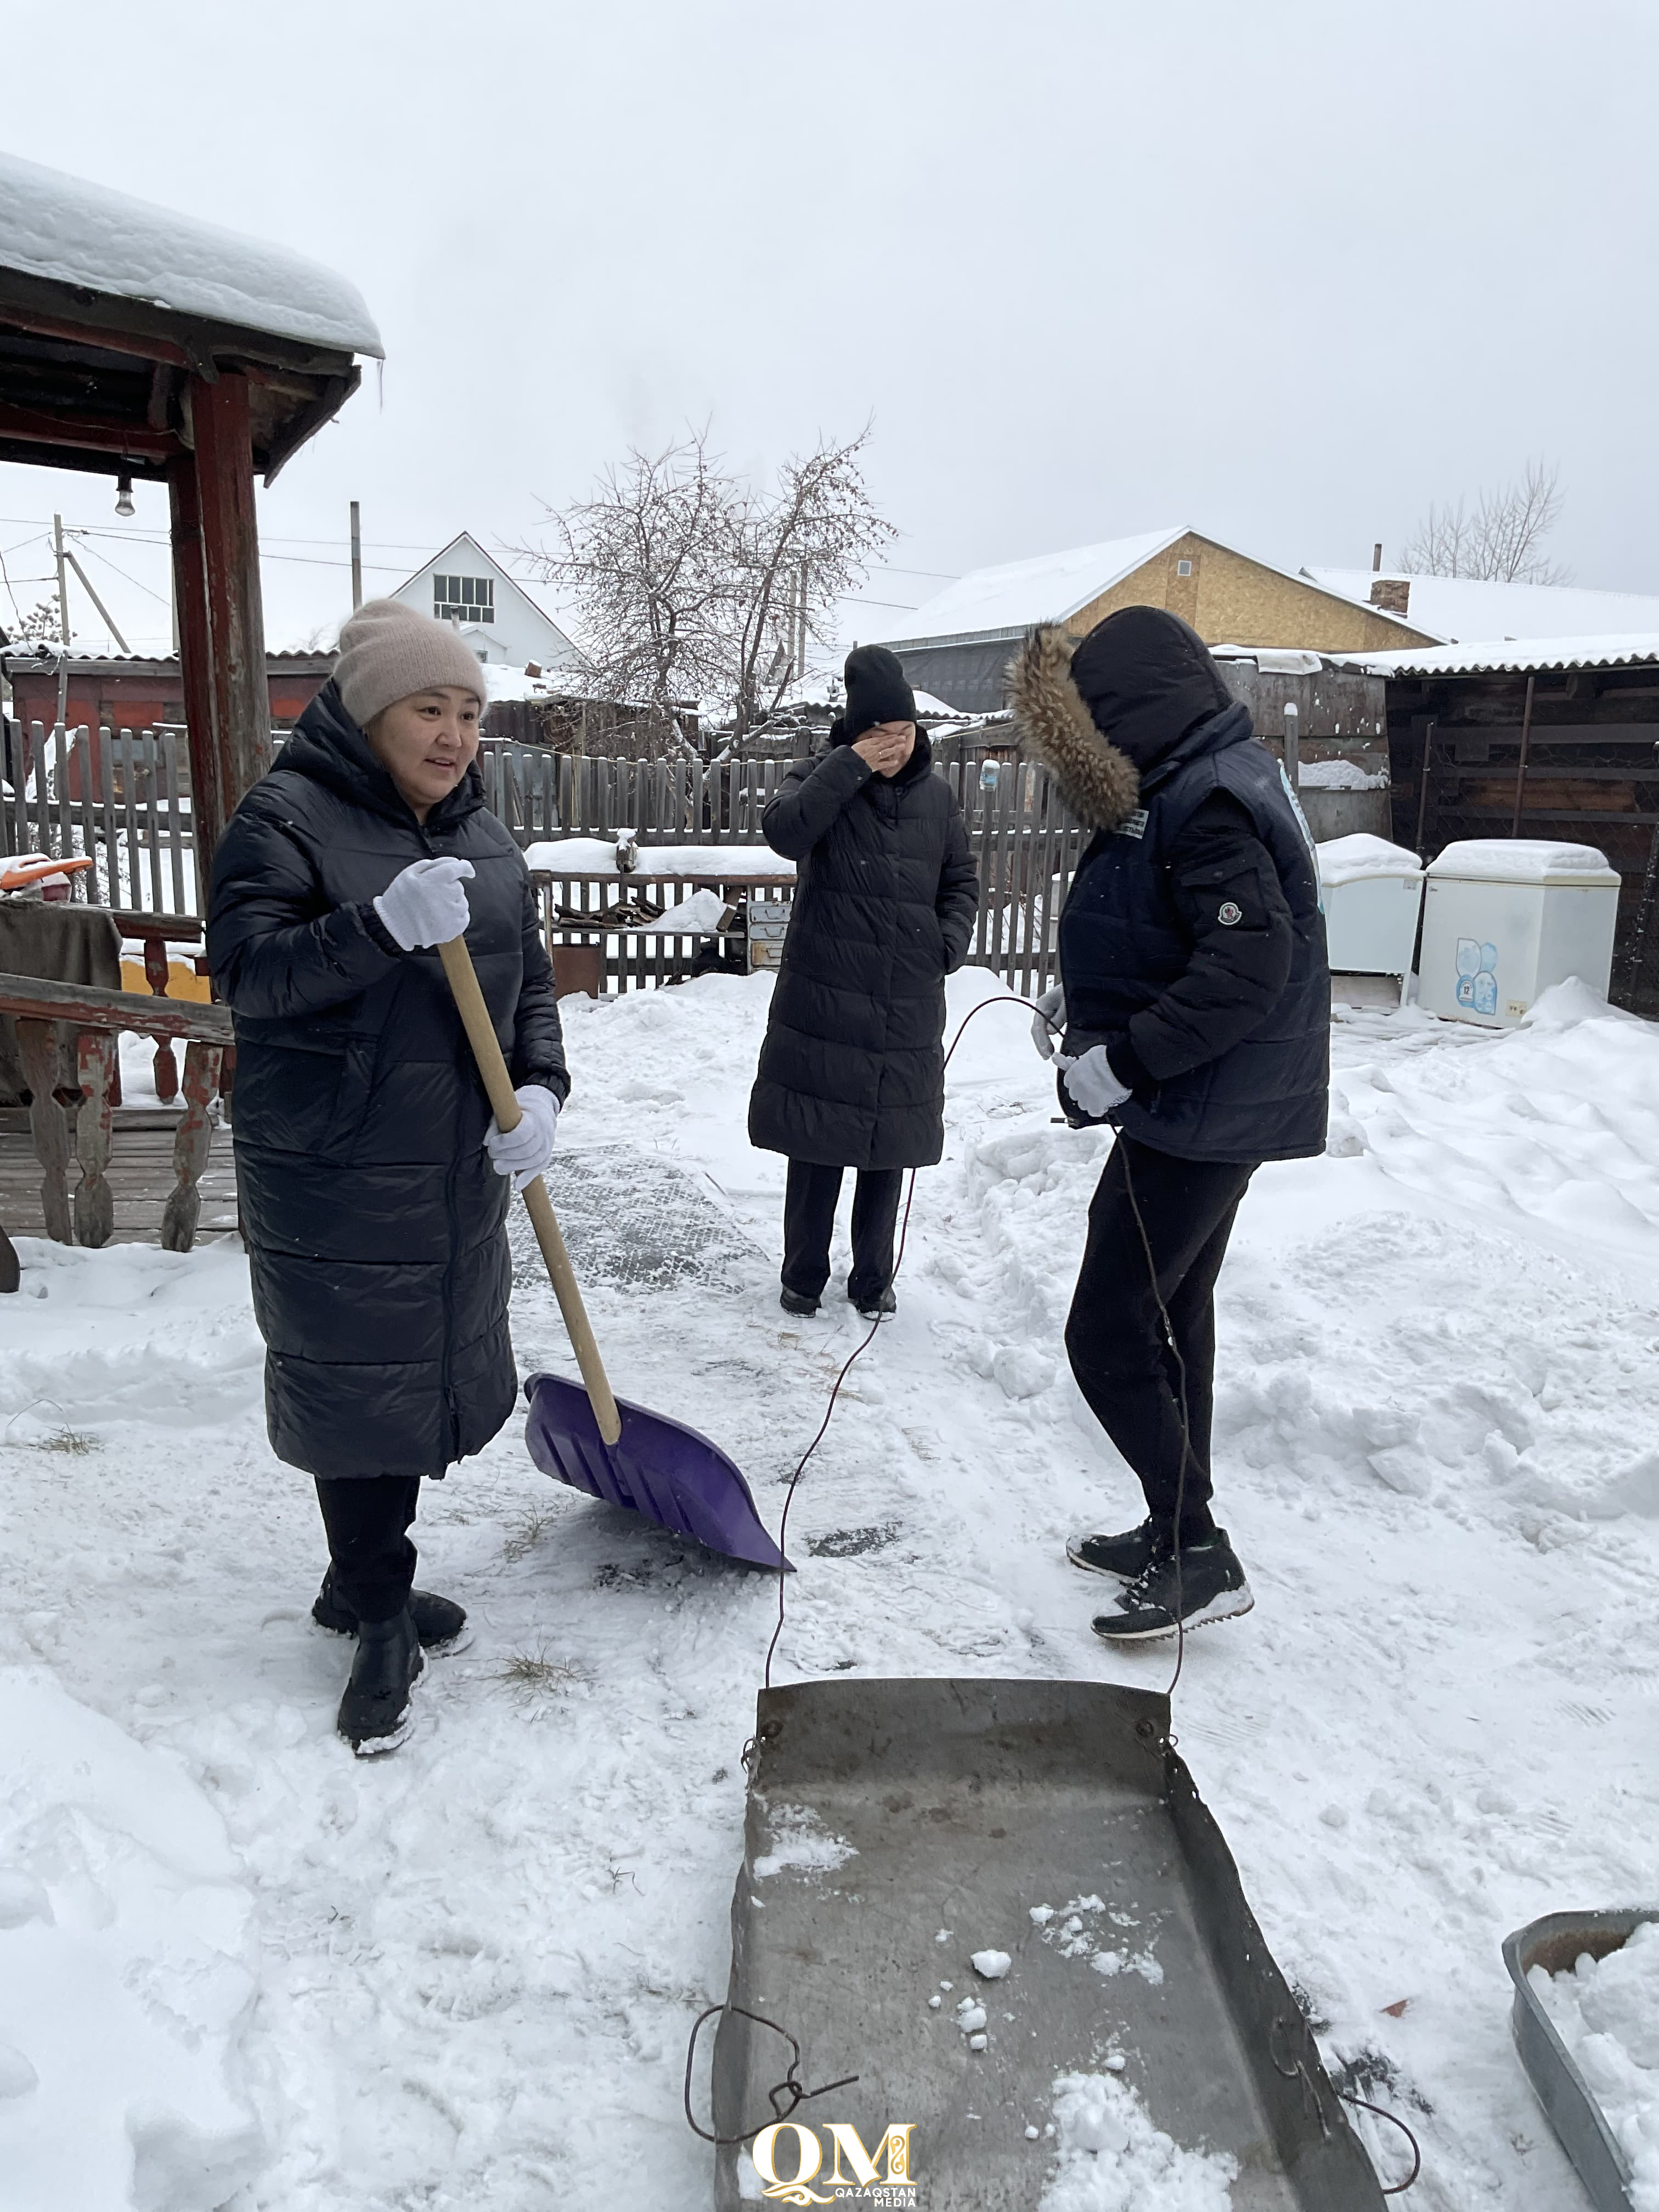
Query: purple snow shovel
xmin=439 ymin=937 xmax=790 ymax=1573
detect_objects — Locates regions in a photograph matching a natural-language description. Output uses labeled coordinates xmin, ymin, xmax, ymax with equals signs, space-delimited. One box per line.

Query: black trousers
xmin=781 ymin=1160 xmax=905 ymax=1306
xmin=314 ymin=1475 xmax=421 ymax=1625
xmin=1064 ymin=1136 xmax=1256 ymax=1541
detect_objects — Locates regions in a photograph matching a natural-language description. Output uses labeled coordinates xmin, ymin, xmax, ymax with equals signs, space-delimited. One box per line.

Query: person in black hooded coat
xmin=748 ymin=646 xmax=978 ymax=1318
xmin=208 ymin=599 xmax=567 ymax=1749
xmin=1009 ymin=608 xmax=1329 ymax=1648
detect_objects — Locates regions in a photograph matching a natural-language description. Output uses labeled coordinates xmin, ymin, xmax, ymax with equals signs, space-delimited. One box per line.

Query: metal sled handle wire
xmin=684 ymin=2002 xmax=859 ymax=2146
xmin=437 ymin=934 xmax=623 ymax=1446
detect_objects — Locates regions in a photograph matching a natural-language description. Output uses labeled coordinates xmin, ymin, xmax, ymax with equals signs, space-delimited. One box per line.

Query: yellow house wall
xmin=1065 ymin=533 xmax=1436 ymax=653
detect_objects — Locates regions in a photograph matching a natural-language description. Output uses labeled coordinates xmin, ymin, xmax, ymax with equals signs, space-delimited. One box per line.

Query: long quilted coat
xmin=747 ymin=729 xmax=979 ymax=1170
xmin=207 ymin=683 xmax=567 ymax=1481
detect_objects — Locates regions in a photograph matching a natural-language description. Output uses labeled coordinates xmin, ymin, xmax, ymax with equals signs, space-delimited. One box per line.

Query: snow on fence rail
xmin=0 ymin=725 xmax=1081 ymax=994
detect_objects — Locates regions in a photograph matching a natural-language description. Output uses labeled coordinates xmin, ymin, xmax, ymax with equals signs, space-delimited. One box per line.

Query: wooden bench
xmin=0 ymin=972 xmax=232 ymax=1252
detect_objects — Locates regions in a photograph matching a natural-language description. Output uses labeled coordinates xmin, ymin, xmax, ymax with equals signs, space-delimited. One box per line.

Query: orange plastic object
xmin=0 ymin=856 xmax=96 ymax=891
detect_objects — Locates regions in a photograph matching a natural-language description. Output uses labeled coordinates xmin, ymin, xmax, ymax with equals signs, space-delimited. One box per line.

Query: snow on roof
xmin=1427 ymin=838 xmax=1619 ymax=884
xmin=0 ymin=150 xmax=382 ymax=358
xmin=1307 ymin=568 xmax=1659 ymax=647
xmin=1346 ymin=633 xmax=1659 ymax=679
xmin=862 ymin=529 xmax=1185 ymax=646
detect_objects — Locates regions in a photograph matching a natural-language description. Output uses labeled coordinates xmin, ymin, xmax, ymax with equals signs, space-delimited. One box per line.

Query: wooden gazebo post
xmin=169 ymin=370 xmax=271 ymax=889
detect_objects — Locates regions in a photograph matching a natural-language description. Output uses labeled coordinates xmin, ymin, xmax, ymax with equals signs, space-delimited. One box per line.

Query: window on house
xmin=1176 ymin=558 xmax=1193 ymax=577
xmin=433 ymin=573 xmax=496 ymax=624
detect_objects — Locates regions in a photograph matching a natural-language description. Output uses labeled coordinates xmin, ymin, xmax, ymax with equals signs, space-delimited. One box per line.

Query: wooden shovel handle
xmin=437 ymin=935 xmax=622 ymax=1446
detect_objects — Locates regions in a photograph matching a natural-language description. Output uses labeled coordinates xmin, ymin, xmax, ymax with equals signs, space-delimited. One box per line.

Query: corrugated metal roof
xmin=1345 ymin=633 xmax=1659 ymax=678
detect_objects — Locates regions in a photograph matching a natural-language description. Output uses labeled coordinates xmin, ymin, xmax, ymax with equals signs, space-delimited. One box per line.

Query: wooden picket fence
xmin=0 ymin=723 xmax=1081 ymax=994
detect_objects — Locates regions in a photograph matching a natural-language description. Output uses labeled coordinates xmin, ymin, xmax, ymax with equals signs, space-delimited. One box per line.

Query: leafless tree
xmin=515 ymin=430 xmax=736 ymax=753
xmin=517 ymin=421 xmax=893 ymax=751
xmin=727 ymin=425 xmax=894 ymax=740
xmin=1400 ymin=460 xmax=1570 ymax=584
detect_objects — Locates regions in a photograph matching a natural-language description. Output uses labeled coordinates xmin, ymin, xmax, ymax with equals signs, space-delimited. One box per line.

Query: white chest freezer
xmin=1417 ymin=840 xmax=1621 ymax=1028
xmin=1317 ymin=834 xmax=1425 ymax=976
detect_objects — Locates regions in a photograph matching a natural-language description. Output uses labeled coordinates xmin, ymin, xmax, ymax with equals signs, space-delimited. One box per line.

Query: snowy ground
xmin=2 ymin=969 xmax=1657 ymax=2208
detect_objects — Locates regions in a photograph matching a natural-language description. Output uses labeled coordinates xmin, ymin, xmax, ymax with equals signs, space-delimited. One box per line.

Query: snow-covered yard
xmin=2 ymin=969 xmax=1657 ymax=2209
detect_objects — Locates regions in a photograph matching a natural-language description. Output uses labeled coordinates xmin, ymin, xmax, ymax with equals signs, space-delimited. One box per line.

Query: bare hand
xmin=851 ymin=720 xmax=916 ymax=778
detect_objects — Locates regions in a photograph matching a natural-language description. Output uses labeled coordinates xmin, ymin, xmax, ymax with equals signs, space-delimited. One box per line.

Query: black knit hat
xmin=842 ymin=645 xmax=917 ymax=742
xmin=1068 ymin=607 xmax=1233 ymax=771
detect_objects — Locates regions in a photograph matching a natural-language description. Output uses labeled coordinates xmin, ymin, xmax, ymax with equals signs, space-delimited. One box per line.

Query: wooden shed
xmin=1366 ymin=637 xmax=1659 ymax=1015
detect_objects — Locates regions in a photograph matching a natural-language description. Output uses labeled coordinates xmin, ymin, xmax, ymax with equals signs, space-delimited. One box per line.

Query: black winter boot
xmin=336 ymin=1609 xmax=425 ymax=1753
xmin=313 ymin=1569 xmax=467 ymax=1651
xmin=1090 ymin=1530 xmax=1253 ymax=1644
xmin=780 ymin=1288 xmax=820 ymax=1317
xmin=850 ymin=1285 xmax=896 ymax=1320
xmin=1067 ymin=1519 xmax=1163 ymax=1581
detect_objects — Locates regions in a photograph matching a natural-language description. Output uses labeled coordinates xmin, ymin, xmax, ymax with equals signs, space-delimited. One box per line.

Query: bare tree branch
xmin=1401 ymin=460 xmax=1570 ymax=584
xmin=515 ymin=420 xmax=894 ymax=752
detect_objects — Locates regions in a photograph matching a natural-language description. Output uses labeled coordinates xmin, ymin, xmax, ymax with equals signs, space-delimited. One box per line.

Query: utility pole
xmin=53 ymin=514 xmax=70 ymax=732
xmin=349 ymin=500 xmax=363 ymax=610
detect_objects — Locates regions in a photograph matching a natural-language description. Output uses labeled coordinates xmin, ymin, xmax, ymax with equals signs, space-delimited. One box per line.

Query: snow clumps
xmin=1040 ymin=2071 xmax=1238 ymax=2210
xmin=1531 ymin=1923 xmax=1659 ymax=2210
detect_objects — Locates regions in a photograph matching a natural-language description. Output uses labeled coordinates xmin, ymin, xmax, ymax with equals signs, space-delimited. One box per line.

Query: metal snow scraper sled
xmin=1504 ymin=1907 xmax=1659 ymax=2212
xmin=439 ymin=937 xmax=789 ymax=1573
xmin=707 ymin=1678 xmax=1386 ymax=2210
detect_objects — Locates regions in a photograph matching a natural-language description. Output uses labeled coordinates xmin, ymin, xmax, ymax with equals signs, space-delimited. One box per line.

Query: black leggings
xmin=1064 ymin=1136 xmax=1256 ymax=1541
xmin=314 ymin=1475 xmax=421 ymax=1624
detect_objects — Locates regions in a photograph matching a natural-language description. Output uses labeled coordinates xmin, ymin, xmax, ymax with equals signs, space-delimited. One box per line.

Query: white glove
xmin=374 ymin=856 xmax=475 ymax=951
xmin=1056 ymin=1045 xmax=1132 ymax=1120
xmin=1031 ymin=983 xmax=1065 ymax=1060
xmin=485 ymin=1084 xmax=560 ymax=1193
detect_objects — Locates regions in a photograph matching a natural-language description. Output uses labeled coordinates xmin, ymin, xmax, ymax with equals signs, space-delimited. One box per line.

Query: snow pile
xmin=0 ymin=149 xmax=381 ymax=356
xmin=1040 ymin=2072 xmax=1237 ymax=2210
xmin=1298 ymin=759 xmax=1387 ymax=791
xmin=752 ymin=1805 xmax=857 ymax=1880
xmin=1318 ymin=833 xmax=1422 ymax=887
xmin=0 ymin=1671 xmax=265 ymax=2209
xmin=1530 ymin=1925 xmax=1659 ymax=2210
xmin=1426 ymin=839 xmax=1618 ymax=883
xmin=637 ymin=887 xmax=731 ymax=934
xmin=524 ymin=837 xmax=797 ymax=878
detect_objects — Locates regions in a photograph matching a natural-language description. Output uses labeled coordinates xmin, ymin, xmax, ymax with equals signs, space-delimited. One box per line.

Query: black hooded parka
xmin=747 ymin=727 xmax=979 ymax=1170
xmin=207 ymin=682 xmax=567 ymax=1481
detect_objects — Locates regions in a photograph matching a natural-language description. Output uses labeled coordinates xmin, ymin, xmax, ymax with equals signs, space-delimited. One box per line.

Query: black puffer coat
xmin=747 ymin=730 xmax=979 ymax=1169
xmin=207 ymin=683 xmax=567 ymax=1481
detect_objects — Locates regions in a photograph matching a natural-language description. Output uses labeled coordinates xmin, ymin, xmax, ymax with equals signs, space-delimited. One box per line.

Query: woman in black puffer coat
xmin=748 ymin=646 xmax=978 ymax=1318
xmin=208 ymin=600 xmax=567 ymax=1750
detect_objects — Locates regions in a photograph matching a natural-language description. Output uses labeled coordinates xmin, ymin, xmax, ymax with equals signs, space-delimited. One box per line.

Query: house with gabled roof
xmin=862 ymin=527 xmax=1438 ymax=712
xmin=391 ymin=532 xmax=582 ymax=676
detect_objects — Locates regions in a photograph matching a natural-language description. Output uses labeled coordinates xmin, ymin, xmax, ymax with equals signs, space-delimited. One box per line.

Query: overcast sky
xmin=3 ymin=0 xmax=1655 ymax=659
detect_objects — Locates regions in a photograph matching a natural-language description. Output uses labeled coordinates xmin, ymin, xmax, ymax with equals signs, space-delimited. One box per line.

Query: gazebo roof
xmin=0 ymin=151 xmax=381 ymax=485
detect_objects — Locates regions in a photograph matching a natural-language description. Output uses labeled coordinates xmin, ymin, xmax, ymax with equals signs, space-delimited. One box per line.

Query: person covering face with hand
xmin=1012 ymin=608 xmax=1329 ymax=1648
xmin=748 ymin=646 xmax=979 ymax=1319
xmin=208 ymin=599 xmax=568 ymax=1753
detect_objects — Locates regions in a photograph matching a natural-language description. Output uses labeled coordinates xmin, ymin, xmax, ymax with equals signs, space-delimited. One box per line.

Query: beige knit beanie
xmin=334 ymin=598 xmax=489 ymax=729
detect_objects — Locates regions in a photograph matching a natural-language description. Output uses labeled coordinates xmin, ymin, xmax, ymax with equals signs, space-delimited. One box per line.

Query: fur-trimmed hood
xmin=1006 ymin=625 xmax=1140 ymax=831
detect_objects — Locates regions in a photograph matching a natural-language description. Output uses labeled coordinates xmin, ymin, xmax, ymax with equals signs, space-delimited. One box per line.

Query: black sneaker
xmin=1091 ymin=1530 xmax=1254 ymax=1644
xmin=850 ymin=1285 xmax=896 ymax=1320
xmin=313 ymin=1570 xmax=469 ymax=1652
xmin=1067 ymin=1520 xmax=1161 ymax=1581
xmin=337 ymin=1608 xmax=426 ymax=1754
xmin=780 ymin=1288 xmax=820 ymax=1317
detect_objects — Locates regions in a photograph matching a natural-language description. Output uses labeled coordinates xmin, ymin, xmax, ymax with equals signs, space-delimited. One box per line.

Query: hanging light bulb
xmin=115 ymin=471 xmax=135 ymax=518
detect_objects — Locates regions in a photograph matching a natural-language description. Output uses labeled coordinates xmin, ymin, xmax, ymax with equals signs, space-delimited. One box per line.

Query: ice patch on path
xmin=752 ymin=1803 xmax=857 ymax=1880
xmin=1040 ymin=2070 xmax=1237 ymax=2209
xmin=1531 ymin=1922 xmax=1659 ymax=2211
xmin=0 ymin=1669 xmax=266 ymax=2209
